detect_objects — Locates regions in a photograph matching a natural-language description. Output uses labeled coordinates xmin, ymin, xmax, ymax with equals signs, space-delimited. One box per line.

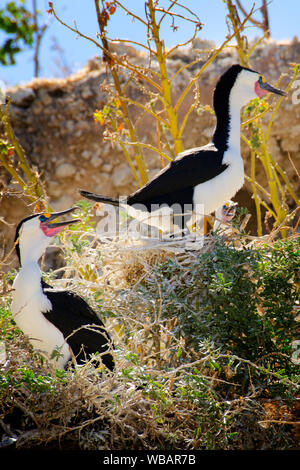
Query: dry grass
xmin=0 ymin=218 xmax=299 ymax=450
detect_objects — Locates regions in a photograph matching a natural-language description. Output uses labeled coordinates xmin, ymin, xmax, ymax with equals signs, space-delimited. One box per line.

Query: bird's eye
xmin=39 ymin=214 xmax=50 ymax=222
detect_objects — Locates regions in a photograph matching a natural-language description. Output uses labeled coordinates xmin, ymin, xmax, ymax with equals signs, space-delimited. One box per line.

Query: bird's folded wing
xmin=41 ymin=288 xmax=114 ymax=368
xmin=128 ymin=146 xmax=227 ymax=205
xmin=41 ymin=287 xmax=102 ymax=331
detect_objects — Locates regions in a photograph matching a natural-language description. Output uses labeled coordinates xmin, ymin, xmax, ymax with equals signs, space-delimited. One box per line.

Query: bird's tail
xmin=80 ymin=190 xmax=120 ymax=207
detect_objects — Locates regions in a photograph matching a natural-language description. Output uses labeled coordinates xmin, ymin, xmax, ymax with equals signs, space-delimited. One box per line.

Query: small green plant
xmin=0 ymin=366 xmax=67 ymax=397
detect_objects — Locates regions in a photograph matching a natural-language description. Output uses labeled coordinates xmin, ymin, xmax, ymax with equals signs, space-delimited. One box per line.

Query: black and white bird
xmin=11 ymin=208 xmax=114 ymax=371
xmin=80 ymin=64 xmax=285 ymax=235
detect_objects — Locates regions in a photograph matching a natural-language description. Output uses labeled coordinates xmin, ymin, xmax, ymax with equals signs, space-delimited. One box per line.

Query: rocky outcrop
xmin=1 ymin=38 xmax=300 ymax=253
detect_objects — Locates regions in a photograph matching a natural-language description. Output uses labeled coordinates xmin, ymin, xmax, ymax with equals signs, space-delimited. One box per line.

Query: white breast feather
xmin=193 ymin=149 xmax=244 ymax=217
xmin=11 ymin=263 xmax=71 ymax=368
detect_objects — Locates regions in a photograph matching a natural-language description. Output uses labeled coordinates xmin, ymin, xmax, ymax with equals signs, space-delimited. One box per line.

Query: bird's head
xmin=214 ymin=201 xmax=237 ymax=230
xmin=14 ymin=207 xmax=80 ymax=265
xmin=234 ymin=67 xmax=286 ymax=105
xmin=214 ymin=64 xmax=286 ymax=113
xmin=220 ymin=201 xmax=237 ymax=223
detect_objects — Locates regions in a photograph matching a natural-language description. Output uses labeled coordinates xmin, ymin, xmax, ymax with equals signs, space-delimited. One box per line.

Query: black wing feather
xmin=128 ymin=145 xmax=227 ymax=206
xmin=41 ymin=281 xmax=114 ymax=370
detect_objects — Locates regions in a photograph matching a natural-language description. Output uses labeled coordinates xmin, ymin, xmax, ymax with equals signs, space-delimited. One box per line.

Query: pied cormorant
xmin=80 ymin=64 xmax=285 ymax=235
xmin=11 ymin=207 xmax=114 ymax=371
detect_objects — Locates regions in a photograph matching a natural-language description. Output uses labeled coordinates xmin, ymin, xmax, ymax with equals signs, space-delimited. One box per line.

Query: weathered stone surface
xmin=112 ymin=163 xmax=133 ymax=188
xmin=1 ymin=38 xmax=300 ymax=260
xmin=90 ymin=155 xmax=103 ymax=168
xmin=10 ymin=87 xmax=35 ymax=107
xmin=55 ymin=163 xmax=76 ymax=179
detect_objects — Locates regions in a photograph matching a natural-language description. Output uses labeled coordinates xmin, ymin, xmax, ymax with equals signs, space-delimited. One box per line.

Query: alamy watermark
xmin=291 ymin=79 xmax=300 ymax=104
xmin=95 ymin=199 xmax=205 ymax=247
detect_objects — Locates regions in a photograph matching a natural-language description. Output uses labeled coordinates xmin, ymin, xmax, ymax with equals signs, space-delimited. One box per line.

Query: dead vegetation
xmin=0 ymin=206 xmax=299 ymax=450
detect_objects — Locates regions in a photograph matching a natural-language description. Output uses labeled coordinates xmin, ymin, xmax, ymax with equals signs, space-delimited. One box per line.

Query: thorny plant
xmin=234 ymin=0 xmax=271 ymax=38
xmin=49 ymin=0 xmax=206 ymax=186
xmin=48 ymin=0 xmax=254 ymax=184
xmin=0 ymin=98 xmax=48 ymax=210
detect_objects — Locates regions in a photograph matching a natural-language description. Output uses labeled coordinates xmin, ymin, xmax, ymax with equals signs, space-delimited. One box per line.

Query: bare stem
xmin=174 ymin=6 xmax=254 ymax=113
xmin=147 ymin=0 xmax=183 ymax=155
xmin=250 ymin=151 xmax=262 ymax=236
xmin=94 ymin=0 xmax=148 ymax=185
xmin=0 ymin=100 xmax=47 ymax=205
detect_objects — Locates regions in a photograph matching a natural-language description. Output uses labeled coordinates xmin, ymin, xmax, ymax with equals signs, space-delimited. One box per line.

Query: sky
xmin=0 ymin=0 xmax=300 ymax=87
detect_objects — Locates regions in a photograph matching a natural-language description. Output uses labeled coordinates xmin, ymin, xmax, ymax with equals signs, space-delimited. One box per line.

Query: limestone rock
xmin=102 ymin=163 xmax=113 ymax=173
xmin=47 ymin=181 xmax=62 ymax=198
xmin=56 ymin=163 xmax=76 ymax=179
xmin=52 ymin=195 xmax=74 ymax=211
xmin=82 ymin=150 xmax=92 ymax=160
xmin=10 ymin=87 xmax=35 ymax=107
xmin=191 ymin=38 xmax=216 ymax=50
xmin=91 ymin=155 xmax=103 ymax=168
xmin=112 ymin=163 xmax=133 ymax=187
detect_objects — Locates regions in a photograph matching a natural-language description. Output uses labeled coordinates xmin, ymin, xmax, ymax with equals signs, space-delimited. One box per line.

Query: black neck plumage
xmin=211 ymin=64 xmax=247 ymax=154
xmin=212 ymin=81 xmax=231 ymax=154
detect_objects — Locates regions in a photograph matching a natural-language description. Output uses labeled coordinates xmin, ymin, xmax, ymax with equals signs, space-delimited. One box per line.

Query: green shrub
xmin=139 ymin=237 xmax=299 ymax=396
xmin=1 ymin=231 xmax=298 ymax=449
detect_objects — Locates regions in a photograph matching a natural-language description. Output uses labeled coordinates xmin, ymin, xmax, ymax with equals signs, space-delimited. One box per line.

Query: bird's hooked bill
xmin=260 ymin=81 xmax=286 ymax=96
xmin=256 ymin=75 xmax=287 ymax=97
